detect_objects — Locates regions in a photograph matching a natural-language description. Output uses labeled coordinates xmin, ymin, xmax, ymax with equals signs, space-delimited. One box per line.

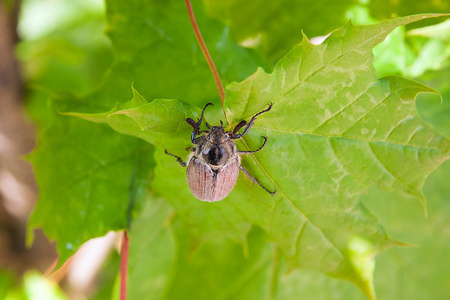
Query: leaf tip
xmin=58 ymin=110 xmax=86 ymax=118
xmin=131 ymin=81 xmax=141 ymax=98
xmin=26 ymin=227 xmax=36 ymax=248
xmin=23 ymin=152 xmax=33 ymax=163
xmin=300 ymin=30 xmax=309 ymax=42
xmin=410 ymin=188 xmax=428 ymax=217
xmin=241 ymin=237 xmax=249 ymax=259
xmin=130 ymin=83 xmax=148 ymax=106
xmin=345 ymin=236 xmax=378 ymax=300
xmin=390 ymin=238 xmax=420 ymax=248
xmin=420 ymin=194 xmax=428 ymax=218
xmin=131 ymin=81 xmax=138 ymax=95
xmin=57 ymin=109 xmax=70 ymax=116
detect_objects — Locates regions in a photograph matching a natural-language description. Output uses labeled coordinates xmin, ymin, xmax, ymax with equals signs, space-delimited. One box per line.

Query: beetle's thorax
xmin=194 ymin=138 xmax=236 ymax=167
xmin=207 ymin=126 xmax=229 ymax=144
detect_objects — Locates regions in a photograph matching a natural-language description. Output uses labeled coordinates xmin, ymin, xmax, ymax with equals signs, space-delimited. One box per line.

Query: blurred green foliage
xmin=204 ymin=0 xmax=359 ymax=62
xmin=1 ymin=272 xmax=67 ymax=300
xmin=8 ymin=0 xmax=450 ymax=299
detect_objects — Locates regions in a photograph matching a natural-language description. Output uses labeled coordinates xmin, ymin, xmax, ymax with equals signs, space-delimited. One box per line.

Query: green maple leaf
xmin=102 ymin=0 xmax=265 ymax=108
xmin=28 ymin=117 xmax=154 ymax=261
xmin=126 ymin=161 xmax=450 ymax=300
xmin=26 ymin=0 xmax=262 ymax=265
xmin=222 ymin=14 xmax=449 ymax=297
xmin=67 ymin=13 xmax=450 ymax=298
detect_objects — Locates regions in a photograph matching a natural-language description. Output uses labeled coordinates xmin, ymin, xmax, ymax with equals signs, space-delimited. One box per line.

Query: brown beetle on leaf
xmin=165 ymin=102 xmax=276 ymax=202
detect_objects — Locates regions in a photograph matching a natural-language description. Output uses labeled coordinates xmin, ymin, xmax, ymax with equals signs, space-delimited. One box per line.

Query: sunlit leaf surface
xmin=63 ymin=13 xmax=450 ymax=298
xmin=22 ymin=0 xmax=450 ymax=298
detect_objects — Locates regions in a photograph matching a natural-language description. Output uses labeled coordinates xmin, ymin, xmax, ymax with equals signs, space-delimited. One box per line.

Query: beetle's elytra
xmin=165 ymin=103 xmax=275 ymax=202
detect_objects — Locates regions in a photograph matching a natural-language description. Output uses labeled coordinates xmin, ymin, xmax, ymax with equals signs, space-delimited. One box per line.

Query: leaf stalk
xmin=184 ymin=0 xmax=228 ymax=122
xmin=120 ymin=231 xmax=129 ymax=300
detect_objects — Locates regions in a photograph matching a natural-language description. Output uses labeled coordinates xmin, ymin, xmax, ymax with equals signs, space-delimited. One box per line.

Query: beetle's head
xmin=206 ymin=126 xmax=230 ymax=144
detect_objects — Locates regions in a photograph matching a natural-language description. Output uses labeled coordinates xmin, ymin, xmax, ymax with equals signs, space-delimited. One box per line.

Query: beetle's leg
xmin=231 ymin=103 xmax=273 ymax=139
xmin=232 ymin=120 xmax=247 ymax=134
xmin=239 ymin=165 xmax=275 ymax=195
xmin=190 ymin=130 xmax=198 ymax=143
xmin=164 ymin=150 xmax=187 ymax=167
xmin=185 ymin=147 xmax=195 ymax=152
xmin=186 ymin=118 xmax=199 ymax=134
xmin=237 ymin=137 xmax=268 ymax=154
xmin=186 ymin=119 xmax=201 ymax=144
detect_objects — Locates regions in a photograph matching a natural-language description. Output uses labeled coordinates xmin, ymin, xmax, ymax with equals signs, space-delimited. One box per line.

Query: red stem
xmin=120 ymin=231 xmax=129 ymax=300
xmin=184 ymin=0 xmax=228 ymax=122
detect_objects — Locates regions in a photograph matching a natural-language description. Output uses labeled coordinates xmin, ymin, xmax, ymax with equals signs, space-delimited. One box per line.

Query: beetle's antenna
xmin=186 ymin=102 xmax=213 ymax=135
xmin=220 ymin=120 xmax=223 ymax=127
xmin=199 ymin=102 xmax=213 ymax=127
xmin=185 ymin=0 xmax=228 ymax=123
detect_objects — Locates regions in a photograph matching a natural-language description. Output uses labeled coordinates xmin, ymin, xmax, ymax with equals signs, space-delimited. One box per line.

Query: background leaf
xmin=26 ymin=0 xmax=264 ymax=264
xmin=17 ymin=0 xmax=450 ymax=299
xmin=102 ymin=0 xmax=265 ymax=109
xmin=28 ymin=116 xmax=154 ymax=263
xmin=203 ymin=0 xmax=449 ymax=64
xmin=203 ymin=0 xmax=359 ymax=62
xmin=221 ymin=18 xmax=448 ymax=297
xmin=64 ymin=13 xmax=450 ymax=299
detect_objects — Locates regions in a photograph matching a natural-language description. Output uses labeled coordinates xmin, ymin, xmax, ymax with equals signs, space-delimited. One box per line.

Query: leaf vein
xmin=383 ymin=116 xmax=414 ymax=142
xmin=270 ymin=44 xmax=371 ymax=107
xmin=240 ymin=138 xmax=345 ymax=262
xmin=252 ymin=126 xmax=442 ymax=152
xmin=342 ymin=85 xmax=418 ymax=135
xmin=367 ymin=142 xmax=408 ymax=188
xmin=52 ymin=145 xmax=152 ymax=195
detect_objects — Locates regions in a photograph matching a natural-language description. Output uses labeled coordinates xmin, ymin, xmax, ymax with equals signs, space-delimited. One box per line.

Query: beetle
xmin=165 ymin=102 xmax=275 ymax=202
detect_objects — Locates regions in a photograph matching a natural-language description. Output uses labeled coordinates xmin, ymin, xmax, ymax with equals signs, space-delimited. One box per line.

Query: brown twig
xmin=184 ymin=0 xmax=228 ymax=122
xmin=120 ymin=231 xmax=129 ymax=300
